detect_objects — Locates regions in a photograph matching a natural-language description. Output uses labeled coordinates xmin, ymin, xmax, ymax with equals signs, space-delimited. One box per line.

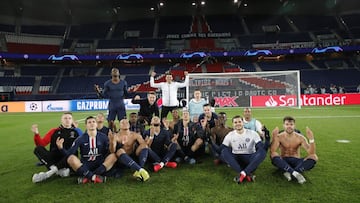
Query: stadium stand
xmin=0 ymin=1 xmax=359 ymax=101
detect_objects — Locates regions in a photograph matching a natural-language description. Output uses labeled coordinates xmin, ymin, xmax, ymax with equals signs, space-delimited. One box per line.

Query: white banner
xmin=25 ymin=101 xmax=42 ymax=112
xmin=42 ymin=100 xmax=71 ymax=112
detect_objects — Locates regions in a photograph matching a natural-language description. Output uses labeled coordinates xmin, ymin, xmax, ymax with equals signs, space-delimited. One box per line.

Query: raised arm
xmin=150 ymin=71 xmax=162 ymax=88
xmin=143 ymin=129 xmax=154 ymax=147
xmin=270 ymin=127 xmax=281 ymax=158
xmin=108 ymin=130 xmax=117 ymax=154
xmin=32 ymin=125 xmax=57 ymax=147
xmin=301 ymin=127 xmax=316 ymax=155
xmin=176 ymin=71 xmax=189 ymax=88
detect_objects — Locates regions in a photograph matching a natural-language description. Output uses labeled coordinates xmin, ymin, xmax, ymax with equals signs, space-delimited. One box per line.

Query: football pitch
xmin=0 ymin=105 xmax=359 ymax=202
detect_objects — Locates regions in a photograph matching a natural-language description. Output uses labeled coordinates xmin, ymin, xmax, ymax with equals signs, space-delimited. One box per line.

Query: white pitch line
xmin=259 ymin=115 xmax=360 ymax=119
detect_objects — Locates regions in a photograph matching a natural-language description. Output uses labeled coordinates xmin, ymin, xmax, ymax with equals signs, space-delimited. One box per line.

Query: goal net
xmin=186 ymin=70 xmax=301 ymax=109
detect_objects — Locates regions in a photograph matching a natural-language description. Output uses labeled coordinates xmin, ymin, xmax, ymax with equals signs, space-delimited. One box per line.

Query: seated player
xmin=56 ymin=116 xmax=116 ymax=184
xmin=110 ymin=119 xmax=150 ymax=181
xmin=220 ymin=116 xmax=266 ymax=184
xmin=143 ymin=116 xmax=177 ymax=172
xmin=31 ymin=112 xmax=83 ymax=183
xmin=270 ymin=116 xmax=318 ymax=184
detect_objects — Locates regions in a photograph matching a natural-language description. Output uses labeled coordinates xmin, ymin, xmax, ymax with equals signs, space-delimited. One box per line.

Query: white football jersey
xmin=222 ymin=129 xmax=261 ymax=154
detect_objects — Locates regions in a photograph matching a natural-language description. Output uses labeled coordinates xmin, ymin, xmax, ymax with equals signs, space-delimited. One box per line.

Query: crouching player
xmin=56 ymin=116 xmax=116 ymax=184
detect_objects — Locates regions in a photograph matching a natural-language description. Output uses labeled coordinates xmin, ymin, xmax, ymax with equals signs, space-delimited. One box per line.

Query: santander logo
xmin=251 ymin=94 xmax=354 ymax=107
xmin=265 ymin=96 xmax=278 ymax=107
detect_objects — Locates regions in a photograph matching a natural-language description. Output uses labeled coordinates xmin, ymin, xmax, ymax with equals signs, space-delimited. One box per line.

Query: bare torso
xmin=211 ymin=126 xmax=233 ymax=144
xmin=278 ymin=132 xmax=304 ymax=158
xmin=116 ymin=130 xmax=139 ymax=154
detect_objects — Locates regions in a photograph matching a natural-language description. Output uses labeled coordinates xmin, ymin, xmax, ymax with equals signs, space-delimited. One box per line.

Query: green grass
xmin=1 ymin=106 xmax=360 ymax=202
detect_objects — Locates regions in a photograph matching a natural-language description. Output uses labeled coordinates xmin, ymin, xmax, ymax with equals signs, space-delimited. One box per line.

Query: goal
xmin=186 ymin=70 xmax=301 ymax=109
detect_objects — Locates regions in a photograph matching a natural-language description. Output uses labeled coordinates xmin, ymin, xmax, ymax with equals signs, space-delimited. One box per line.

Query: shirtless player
xmin=110 ymin=119 xmax=150 ymax=181
xmin=270 ymin=116 xmax=318 ymax=184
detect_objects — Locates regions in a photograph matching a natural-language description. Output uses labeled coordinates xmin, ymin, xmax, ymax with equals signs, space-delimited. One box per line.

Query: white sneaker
xmin=283 ymin=172 xmax=292 ymax=181
xmin=32 ymin=172 xmax=48 ymax=183
xmin=293 ymin=171 xmax=306 ymax=184
xmin=56 ymin=168 xmax=70 ymax=177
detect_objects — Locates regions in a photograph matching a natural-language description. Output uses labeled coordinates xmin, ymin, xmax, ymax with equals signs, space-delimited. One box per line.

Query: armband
xmin=309 ymin=139 xmax=315 ymax=144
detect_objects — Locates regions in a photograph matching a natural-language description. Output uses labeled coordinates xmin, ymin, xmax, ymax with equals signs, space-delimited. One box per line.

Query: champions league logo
xmin=30 ymin=103 xmax=38 ymax=111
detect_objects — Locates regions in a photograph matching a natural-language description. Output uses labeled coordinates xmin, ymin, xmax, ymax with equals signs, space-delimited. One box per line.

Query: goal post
xmin=186 ymin=70 xmax=301 ymax=109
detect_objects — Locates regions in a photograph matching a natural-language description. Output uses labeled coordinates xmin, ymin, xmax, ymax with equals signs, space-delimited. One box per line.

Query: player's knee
xmin=270 ymin=156 xmax=282 ymax=165
xmin=104 ymin=153 xmax=117 ymax=169
xmin=307 ymin=154 xmax=318 ymax=162
xmin=195 ymin=138 xmax=203 ymax=146
xmin=138 ymin=143 xmax=148 ymax=149
xmin=169 ymin=142 xmax=177 ymax=150
xmin=67 ymin=155 xmax=78 ymax=165
xmin=116 ymin=148 xmax=126 ymax=157
xmin=33 ymin=145 xmax=45 ymax=155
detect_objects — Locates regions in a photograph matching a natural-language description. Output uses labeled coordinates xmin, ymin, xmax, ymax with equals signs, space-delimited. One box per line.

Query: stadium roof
xmin=0 ymin=0 xmax=359 ymax=25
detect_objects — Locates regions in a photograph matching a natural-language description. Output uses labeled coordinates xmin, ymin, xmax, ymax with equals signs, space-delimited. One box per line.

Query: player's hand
xmin=108 ymin=130 xmax=115 ymax=142
xmin=305 ymin=127 xmax=314 ymax=140
xmin=31 ymin=124 xmax=39 ymax=134
xmin=262 ymin=125 xmax=270 ymax=140
xmin=94 ymin=84 xmax=100 ymax=93
xmin=184 ymin=71 xmax=188 ymax=76
xmin=151 ymin=71 xmax=156 ymax=77
xmin=56 ymin=137 xmax=64 ymax=149
xmin=272 ymin=127 xmax=279 ymax=137
xmin=134 ymin=95 xmax=140 ymax=100
xmin=172 ymin=134 xmax=179 ymax=142
xmin=162 ymin=118 xmax=170 ymax=129
xmin=149 ymin=125 xmax=155 ymax=137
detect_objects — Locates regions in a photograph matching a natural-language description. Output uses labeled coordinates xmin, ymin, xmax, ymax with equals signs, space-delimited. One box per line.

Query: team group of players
xmin=31 ymin=68 xmax=318 ymax=184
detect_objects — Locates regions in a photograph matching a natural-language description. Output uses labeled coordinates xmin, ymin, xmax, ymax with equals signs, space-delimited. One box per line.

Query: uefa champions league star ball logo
xmin=30 ymin=103 xmax=38 ymax=111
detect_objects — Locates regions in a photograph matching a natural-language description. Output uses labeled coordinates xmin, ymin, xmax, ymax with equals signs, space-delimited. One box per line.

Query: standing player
xmin=188 ymin=89 xmax=207 ymax=122
xmin=56 ymin=116 xmax=116 ymax=184
xmin=94 ymin=68 xmax=129 ymax=130
xmin=270 ymin=116 xmax=318 ymax=184
xmin=150 ymin=71 xmax=188 ymax=120
xmin=31 ymin=112 xmax=83 ymax=183
xmin=220 ymin=115 xmax=266 ymax=183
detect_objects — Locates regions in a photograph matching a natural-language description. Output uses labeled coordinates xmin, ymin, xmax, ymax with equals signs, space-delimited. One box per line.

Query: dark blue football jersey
xmin=66 ymin=131 xmax=109 ymax=163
